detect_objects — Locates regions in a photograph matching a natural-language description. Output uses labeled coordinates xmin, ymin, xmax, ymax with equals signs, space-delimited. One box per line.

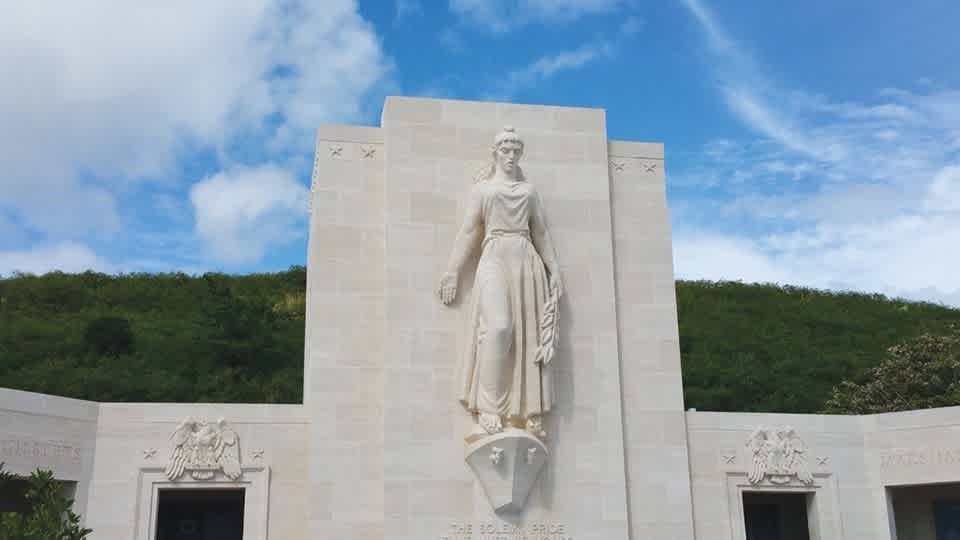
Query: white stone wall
xmin=684 ymin=408 xmax=960 ymax=540
xmin=0 ymin=388 xmax=99 ymax=520
xmin=9 ymin=96 xmax=960 ymax=540
xmin=82 ymin=403 xmax=308 ymax=539
xmin=609 ymin=140 xmax=697 ymax=539
xmin=379 ymin=97 xmax=633 ymax=540
xmin=686 ymin=412 xmax=874 ymax=539
xmin=0 ymin=390 xmax=309 ymax=539
xmin=306 ymin=123 xmax=386 ymax=538
xmin=863 ymin=405 xmax=960 ymax=539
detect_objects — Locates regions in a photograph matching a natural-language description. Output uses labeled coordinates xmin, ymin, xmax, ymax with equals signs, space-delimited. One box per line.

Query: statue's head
xmin=476 ymin=126 xmax=525 ymax=182
xmin=493 ymin=126 xmax=524 ymax=174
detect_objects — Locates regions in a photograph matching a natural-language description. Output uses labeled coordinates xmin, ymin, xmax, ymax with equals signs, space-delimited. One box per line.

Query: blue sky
xmin=2 ymin=0 xmax=959 ymax=306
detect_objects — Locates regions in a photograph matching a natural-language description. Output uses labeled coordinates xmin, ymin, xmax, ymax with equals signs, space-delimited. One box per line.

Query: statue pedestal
xmin=464 ymin=429 xmax=548 ymax=513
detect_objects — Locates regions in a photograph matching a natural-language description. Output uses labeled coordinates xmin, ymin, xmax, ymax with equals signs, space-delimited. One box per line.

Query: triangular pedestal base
xmin=465 ymin=429 xmax=548 ymax=513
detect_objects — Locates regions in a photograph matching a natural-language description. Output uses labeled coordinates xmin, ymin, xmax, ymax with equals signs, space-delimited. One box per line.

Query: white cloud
xmin=490 ymin=18 xmax=639 ymax=99
xmin=676 ymin=0 xmax=960 ymax=307
xmin=927 ymin=165 xmax=960 ymax=212
xmin=720 ymin=88 xmax=828 ymax=159
xmin=0 ymin=0 xmax=388 ymax=239
xmin=500 ymin=42 xmax=614 ymax=94
xmin=0 ymin=243 xmax=114 ymax=276
xmin=450 ymin=0 xmax=623 ymax=32
xmin=190 ymin=164 xmax=309 ymax=264
xmin=674 ymin=212 xmax=960 ymax=307
xmin=673 ymin=232 xmax=793 ymax=285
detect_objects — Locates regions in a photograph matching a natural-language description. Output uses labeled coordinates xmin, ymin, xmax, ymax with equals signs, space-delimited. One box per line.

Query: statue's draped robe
xmin=457 ymin=179 xmax=554 ymax=421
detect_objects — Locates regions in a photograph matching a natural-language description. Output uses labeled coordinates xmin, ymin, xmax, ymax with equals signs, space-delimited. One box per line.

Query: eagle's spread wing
xmin=787 ymin=434 xmax=813 ymax=484
xmin=746 ymin=428 xmax=768 ymax=484
xmin=164 ymin=420 xmax=192 ymax=480
xmin=216 ymin=419 xmax=242 ymax=480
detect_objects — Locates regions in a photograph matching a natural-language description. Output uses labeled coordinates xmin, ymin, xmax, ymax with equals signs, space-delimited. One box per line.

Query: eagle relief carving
xmin=745 ymin=426 xmax=813 ymax=485
xmin=164 ymin=417 xmax=242 ymax=481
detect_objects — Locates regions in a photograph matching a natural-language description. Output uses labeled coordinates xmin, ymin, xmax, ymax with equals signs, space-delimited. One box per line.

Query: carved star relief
xmin=611 ymin=160 xmax=625 ymax=172
xmin=143 ymin=448 xmax=157 ymax=459
xmin=816 ymin=456 xmax=829 ymax=466
xmin=643 ymin=161 xmax=658 ymax=173
xmin=360 ymin=146 xmax=376 ymax=159
xmin=252 ymin=449 xmax=265 ymax=460
xmin=722 ymin=454 xmax=736 ymax=464
xmin=329 ymin=145 xmax=343 ymax=157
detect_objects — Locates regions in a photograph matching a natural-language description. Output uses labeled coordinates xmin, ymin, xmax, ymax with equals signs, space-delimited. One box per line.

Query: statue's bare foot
xmin=526 ymin=416 xmax=547 ymax=439
xmin=479 ymin=413 xmax=503 ymax=435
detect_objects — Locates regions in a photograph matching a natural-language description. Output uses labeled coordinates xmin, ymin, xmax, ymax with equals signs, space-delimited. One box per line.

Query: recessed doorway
xmin=889 ymin=483 xmax=960 ymax=540
xmin=155 ymin=488 xmax=244 ymax=540
xmin=743 ymin=492 xmax=812 ymax=540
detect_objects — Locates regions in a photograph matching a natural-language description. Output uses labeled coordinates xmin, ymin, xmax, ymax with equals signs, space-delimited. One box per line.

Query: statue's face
xmin=495 ymin=141 xmax=523 ymax=176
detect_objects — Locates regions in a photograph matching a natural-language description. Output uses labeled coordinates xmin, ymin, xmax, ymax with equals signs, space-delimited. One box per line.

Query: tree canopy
xmin=0 ymin=268 xmax=306 ymax=403
xmin=824 ymin=326 xmax=960 ymax=414
xmin=676 ymin=281 xmax=960 ymax=412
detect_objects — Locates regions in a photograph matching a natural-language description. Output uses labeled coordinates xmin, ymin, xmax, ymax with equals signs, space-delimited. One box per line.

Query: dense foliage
xmin=0 ymin=464 xmax=92 ymax=539
xmin=824 ymin=328 xmax=960 ymax=414
xmin=677 ymin=281 xmax=960 ymax=413
xmin=2 ymin=270 xmax=960 ymax=412
xmin=0 ymin=268 xmax=306 ymax=403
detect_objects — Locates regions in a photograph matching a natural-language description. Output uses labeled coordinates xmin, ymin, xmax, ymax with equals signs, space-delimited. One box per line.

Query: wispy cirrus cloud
xmin=496 ymin=41 xmax=615 ymax=97
xmin=450 ymin=0 xmax=624 ymax=32
xmin=487 ymin=17 xmax=641 ymax=99
xmin=675 ymin=0 xmax=960 ymax=306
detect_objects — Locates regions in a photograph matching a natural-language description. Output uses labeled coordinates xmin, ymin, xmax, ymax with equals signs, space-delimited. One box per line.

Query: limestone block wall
xmin=685 ymin=411 xmax=877 ymax=540
xmin=379 ymin=97 xmax=632 ymax=540
xmin=82 ymin=403 xmax=308 ymax=539
xmin=18 ymin=96 xmax=960 ymax=540
xmin=0 ymin=388 xmax=99 ymax=520
xmin=306 ymin=124 xmax=386 ymax=538
xmin=863 ymin=405 xmax=960 ymax=540
xmin=609 ymin=140 xmax=696 ymax=539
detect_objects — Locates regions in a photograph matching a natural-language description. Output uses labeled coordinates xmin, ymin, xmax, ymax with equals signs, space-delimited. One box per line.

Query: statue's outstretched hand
xmin=438 ymin=272 xmax=458 ymax=305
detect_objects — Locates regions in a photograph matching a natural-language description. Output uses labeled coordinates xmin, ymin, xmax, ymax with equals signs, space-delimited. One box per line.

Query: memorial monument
xmin=3 ymin=96 xmax=960 ymax=539
xmin=438 ymin=126 xmax=561 ymax=512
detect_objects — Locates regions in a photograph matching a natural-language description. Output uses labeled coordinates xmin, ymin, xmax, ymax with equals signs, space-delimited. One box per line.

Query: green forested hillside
xmin=677 ymin=281 xmax=960 ymax=412
xmin=0 ymin=269 xmax=307 ymax=403
xmin=2 ymin=270 xmax=959 ymax=412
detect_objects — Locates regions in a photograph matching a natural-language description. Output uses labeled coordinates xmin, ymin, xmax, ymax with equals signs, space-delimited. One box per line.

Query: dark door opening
xmin=890 ymin=484 xmax=960 ymax=540
xmin=743 ymin=492 xmax=811 ymax=540
xmin=934 ymin=500 xmax=960 ymax=540
xmin=0 ymin=477 xmax=32 ymax=514
xmin=0 ymin=476 xmax=77 ymax=514
xmin=155 ymin=488 xmax=244 ymax=540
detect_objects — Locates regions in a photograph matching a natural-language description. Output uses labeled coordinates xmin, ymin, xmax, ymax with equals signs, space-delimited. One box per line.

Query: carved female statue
xmin=438 ymin=126 xmax=562 ymax=440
